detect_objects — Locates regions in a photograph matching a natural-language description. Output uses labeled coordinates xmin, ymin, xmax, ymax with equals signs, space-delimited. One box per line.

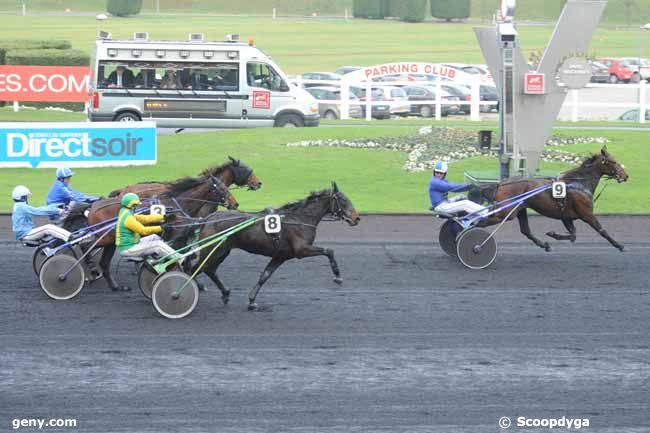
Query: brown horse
xmin=481 ymin=146 xmax=629 ymax=251
xmin=108 ymin=156 xmax=262 ymax=218
xmin=177 ymin=182 xmax=361 ymax=310
xmin=83 ymin=175 xmax=238 ymax=291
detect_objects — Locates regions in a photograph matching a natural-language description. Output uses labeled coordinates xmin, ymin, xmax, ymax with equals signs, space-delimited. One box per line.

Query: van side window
xmin=247 ymin=62 xmax=288 ymax=92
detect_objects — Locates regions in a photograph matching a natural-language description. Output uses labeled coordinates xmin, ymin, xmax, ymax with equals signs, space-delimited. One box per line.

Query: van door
xmin=243 ymin=62 xmax=293 ymax=127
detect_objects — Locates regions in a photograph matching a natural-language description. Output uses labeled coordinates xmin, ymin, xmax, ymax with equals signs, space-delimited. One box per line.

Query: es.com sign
xmin=0 ymin=122 xmax=156 ymax=168
xmin=0 ymin=66 xmax=90 ymax=102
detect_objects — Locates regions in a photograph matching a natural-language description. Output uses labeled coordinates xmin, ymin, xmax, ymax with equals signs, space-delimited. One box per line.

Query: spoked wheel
xmin=39 ymin=254 xmax=86 ymax=300
xmin=151 ymin=271 xmax=199 ymax=319
xmin=138 ymin=262 xmax=181 ymax=300
xmin=438 ymin=219 xmax=463 ymax=257
xmin=456 ymin=227 xmax=498 ymax=270
xmin=32 ymin=245 xmax=77 ymax=276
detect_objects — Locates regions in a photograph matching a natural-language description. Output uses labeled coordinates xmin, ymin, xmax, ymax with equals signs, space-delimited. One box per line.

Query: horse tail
xmin=108 ymin=188 xmax=122 ymax=198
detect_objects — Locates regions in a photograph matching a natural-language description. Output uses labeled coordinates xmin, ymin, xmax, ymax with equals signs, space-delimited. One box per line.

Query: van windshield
xmin=246 ymin=62 xmax=288 ymax=92
xmin=96 ymin=61 xmax=239 ymax=91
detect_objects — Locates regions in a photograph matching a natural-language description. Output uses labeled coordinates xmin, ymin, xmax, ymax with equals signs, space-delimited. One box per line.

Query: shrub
xmin=107 ymin=0 xmax=143 ymax=17
xmin=431 ymin=0 xmax=471 ymax=21
xmin=390 ymin=0 xmax=428 ymax=22
xmin=353 ymin=0 xmax=390 ymax=19
xmin=0 ymin=40 xmax=71 ymax=64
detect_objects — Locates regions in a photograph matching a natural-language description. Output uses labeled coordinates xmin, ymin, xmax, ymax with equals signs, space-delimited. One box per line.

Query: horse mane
xmin=159 ymin=176 xmax=205 ymax=197
xmin=275 ymin=189 xmax=330 ymax=213
xmin=561 ymin=153 xmax=600 ymax=181
xmin=200 ymin=161 xmax=233 ymax=177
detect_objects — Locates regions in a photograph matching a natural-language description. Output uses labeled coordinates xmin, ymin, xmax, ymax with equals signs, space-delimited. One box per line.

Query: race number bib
xmin=264 ymin=214 xmax=281 ymax=234
xmin=552 ymin=181 xmax=566 ymax=199
xmin=150 ymin=204 xmax=166 ymax=216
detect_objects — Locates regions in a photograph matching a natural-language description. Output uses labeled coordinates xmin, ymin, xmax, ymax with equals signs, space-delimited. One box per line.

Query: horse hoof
xmin=544 ymin=243 xmax=551 ymax=252
xmin=618 ymin=245 xmax=625 ymax=252
xmin=333 ymin=277 xmax=343 ymax=285
xmin=112 ymin=285 xmax=131 ymax=292
xmin=222 ymin=293 xmax=230 ymax=305
xmin=248 ymin=302 xmax=257 ymax=311
xmin=197 ymin=283 xmax=206 ymax=292
xmin=546 ymin=231 xmax=556 ymax=238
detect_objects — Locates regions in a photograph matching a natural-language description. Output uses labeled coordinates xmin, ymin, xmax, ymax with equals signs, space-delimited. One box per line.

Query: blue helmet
xmin=56 ymin=167 xmax=74 ymax=179
xmin=433 ymin=161 xmax=448 ymax=174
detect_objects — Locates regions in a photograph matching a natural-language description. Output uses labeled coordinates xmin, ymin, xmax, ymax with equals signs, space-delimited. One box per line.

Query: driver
xmin=429 ymin=161 xmax=487 ymax=217
xmin=11 ymin=185 xmax=72 ymax=243
xmin=115 ymin=193 xmax=180 ymax=275
xmin=46 ymin=167 xmax=97 ymax=208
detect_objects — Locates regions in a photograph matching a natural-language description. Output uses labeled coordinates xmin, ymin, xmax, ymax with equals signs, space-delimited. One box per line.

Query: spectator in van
xmin=186 ymin=70 xmax=212 ymax=90
xmin=135 ymin=69 xmax=156 ymax=88
xmin=214 ymin=68 xmax=237 ymax=90
xmin=107 ymin=65 xmax=135 ymax=88
xmin=160 ymin=69 xmax=182 ymax=89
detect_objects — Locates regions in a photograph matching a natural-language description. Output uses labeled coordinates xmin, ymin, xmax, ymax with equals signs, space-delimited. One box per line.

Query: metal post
xmin=639 ymin=80 xmax=647 ymax=124
xmin=272 ymin=8 xmax=277 ymax=20
xmin=13 ymin=101 xmax=19 ymax=112
xmin=365 ymin=81 xmax=372 ymax=121
xmin=345 ymin=8 xmax=349 ymax=21
xmin=571 ymin=89 xmax=579 ymax=122
xmin=156 ymin=0 xmax=160 ymax=14
xmin=22 ymin=3 xmax=26 ymax=16
xmin=499 ymin=45 xmax=514 ymax=180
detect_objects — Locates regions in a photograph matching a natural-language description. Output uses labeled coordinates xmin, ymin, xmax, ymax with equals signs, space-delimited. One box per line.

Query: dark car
xmin=441 ymin=83 xmax=471 ymax=114
xmin=479 ymin=85 xmax=499 ymax=112
xmin=403 ymin=85 xmax=460 ymax=117
xmin=589 ymin=60 xmax=610 ymax=83
xmin=300 ymin=72 xmax=341 ymax=88
xmin=349 ymin=86 xmax=391 ymax=119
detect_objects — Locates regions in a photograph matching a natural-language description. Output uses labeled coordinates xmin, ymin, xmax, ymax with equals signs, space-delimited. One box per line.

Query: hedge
xmin=431 ymin=0 xmax=471 ymax=21
xmin=4 ymin=49 xmax=90 ymax=111
xmin=390 ymin=0 xmax=427 ymax=22
xmin=107 ymin=0 xmax=144 ymax=16
xmin=0 ymin=40 xmax=71 ymax=65
xmin=353 ymin=0 xmax=390 ymax=19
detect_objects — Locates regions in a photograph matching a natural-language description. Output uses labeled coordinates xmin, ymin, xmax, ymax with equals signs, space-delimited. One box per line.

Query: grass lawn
xmin=0 ymin=15 xmax=649 ymax=74
xmin=1 ymin=124 xmax=646 ymax=214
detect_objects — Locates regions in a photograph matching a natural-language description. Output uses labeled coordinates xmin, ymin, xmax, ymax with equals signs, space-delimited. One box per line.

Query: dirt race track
xmin=0 ymin=215 xmax=648 ymax=433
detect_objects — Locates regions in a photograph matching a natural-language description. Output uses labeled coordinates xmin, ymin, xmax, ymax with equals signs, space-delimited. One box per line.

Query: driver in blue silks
xmin=429 ymin=161 xmax=487 ymax=217
xmin=46 ymin=167 xmax=98 ymax=209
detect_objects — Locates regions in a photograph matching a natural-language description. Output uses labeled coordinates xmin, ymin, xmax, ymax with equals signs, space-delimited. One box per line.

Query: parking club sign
xmin=0 ymin=122 xmax=157 ymax=168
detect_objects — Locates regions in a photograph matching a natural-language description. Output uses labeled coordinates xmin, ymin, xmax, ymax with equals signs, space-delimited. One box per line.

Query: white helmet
xmin=433 ymin=161 xmax=448 ymax=174
xmin=12 ymin=185 xmax=31 ymax=201
xmin=56 ymin=167 xmax=74 ymax=179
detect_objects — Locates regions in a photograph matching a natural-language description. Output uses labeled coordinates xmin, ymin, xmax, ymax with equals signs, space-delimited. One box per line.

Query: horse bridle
xmin=327 ymin=191 xmax=346 ymax=221
xmin=231 ymin=164 xmax=254 ymax=188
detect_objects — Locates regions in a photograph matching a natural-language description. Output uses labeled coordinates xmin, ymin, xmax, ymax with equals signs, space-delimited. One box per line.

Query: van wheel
xmin=324 ymin=110 xmax=338 ymax=120
xmin=631 ymin=72 xmax=641 ymax=83
xmin=275 ymin=114 xmax=304 ymax=128
xmin=114 ymin=112 xmax=140 ymax=122
xmin=609 ymin=74 xmax=619 ymax=84
xmin=419 ymin=105 xmax=433 ymax=118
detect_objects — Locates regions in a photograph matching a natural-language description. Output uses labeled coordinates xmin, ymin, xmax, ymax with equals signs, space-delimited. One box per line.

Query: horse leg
xmin=99 ymin=244 xmax=130 ymax=291
xmin=200 ymin=250 xmax=232 ymax=304
xmin=516 ymin=209 xmax=551 ymax=252
xmin=248 ymin=257 xmax=286 ymax=311
xmin=580 ymin=213 xmax=624 ymax=252
xmin=546 ymin=219 xmax=577 ymax=242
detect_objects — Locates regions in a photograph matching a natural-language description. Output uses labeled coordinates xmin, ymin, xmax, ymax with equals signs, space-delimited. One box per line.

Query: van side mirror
xmin=279 ymin=82 xmax=290 ymax=92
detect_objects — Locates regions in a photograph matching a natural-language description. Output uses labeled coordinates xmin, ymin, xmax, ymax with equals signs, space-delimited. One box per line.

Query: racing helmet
xmin=121 ymin=193 xmax=141 ymax=209
xmin=12 ymin=185 xmax=32 ymax=201
xmin=433 ymin=161 xmax=448 ymax=174
xmin=56 ymin=167 xmax=74 ymax=179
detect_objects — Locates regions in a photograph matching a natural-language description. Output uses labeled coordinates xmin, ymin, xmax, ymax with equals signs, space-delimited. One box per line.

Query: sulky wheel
xmin=438 ymin=219 xmax=463 ymax=257
xmin=138 ymin=262 xmax=180 ymax=300
xmin=151 ymin=271 xmax=199 ymax=319
xmin=39 ymin=254 xmax=86 ymax=300
xmin=456 ymin=227 xmax=498 ymax=270
xmin=32 ymin=244 xmax=75 ymax=276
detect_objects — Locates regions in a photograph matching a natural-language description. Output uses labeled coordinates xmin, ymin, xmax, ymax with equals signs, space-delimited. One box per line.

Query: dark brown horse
xmin=481 ymin=146 xmax=629 ymax=251
xmin=180 ymin=182 xmax=360 ymax=310
xmin=80 ymin=175 xmax=238 ymax=291
xmin=108 ymin=156 xmax=262 ymax=218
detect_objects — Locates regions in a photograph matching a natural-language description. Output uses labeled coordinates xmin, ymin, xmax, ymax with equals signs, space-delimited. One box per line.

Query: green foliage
xmin=0 ymin=40 xmax=71 ymax=64
xmin=4 ymin=48 xmax=89 ymax=66
xmin=107 ymin=0 xmax=143 ymax=16
xmin=390 ymin=0 xmax=427 ymax=22
xmin=353 ymin=0 xmax=390 ymax=19
xmin=431 ymin=0 xmax=471 ymax=21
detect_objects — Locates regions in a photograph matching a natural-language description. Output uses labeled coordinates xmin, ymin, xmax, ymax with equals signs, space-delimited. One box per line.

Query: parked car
xmin=300 ymin=72 xmax=341 ymax=88
xmin=444 ymin=63 xmax=495 ymax=85
xmin=618 ymin=108 xmax=650 ymax=122
xmin=598 ymin=58 xmax=637 ymax=83
xmin=589 ymin=60 xmax=610 ymax=83
xmin=619 ymin=57 xmax=650 ymax=81
xmin=372 ymin=86 xmax=410 ymax=116
xmin=334 ymin=66 xmax=364 ymax=76
xmin=441 ymin=83 xmax=471 ymax=113
xmin=479 ymin=85 xmax=499 ymax=112
xmin=349 ymin=86 xmax=391 ymax=119
xmin=403 ymin=85 xmax=460 ymax=117
xmin=305 ymin=86 xmax=362 ymax=119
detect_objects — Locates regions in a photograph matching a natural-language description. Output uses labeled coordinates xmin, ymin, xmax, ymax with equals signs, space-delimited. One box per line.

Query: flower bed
xmin=286 ymin=127 xmax=610 ymax=172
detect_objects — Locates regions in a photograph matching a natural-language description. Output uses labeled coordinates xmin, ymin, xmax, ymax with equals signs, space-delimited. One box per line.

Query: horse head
xmin=209 ymin=175 xmax=239 ymax=210
xmin=330 ymin=181 xmax=360 ymax=226
xmin=597 ymin=146 xmax=628 ymax=183
xmin=228 ymin=156 xmax=262 ymax=190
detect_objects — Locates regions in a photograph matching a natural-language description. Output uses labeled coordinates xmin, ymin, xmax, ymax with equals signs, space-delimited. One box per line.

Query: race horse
xmin=480 ymin=146 xmax=629 ymax=251
xmin=108 ymin=156 xmax=262 ymax=218
xmin=68 ymin=175 xmax=238 ymax=291
xmin=177 ymin=182 xmax=361 ymax=310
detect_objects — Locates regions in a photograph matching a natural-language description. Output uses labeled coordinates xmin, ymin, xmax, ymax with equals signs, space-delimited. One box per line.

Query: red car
xmin=598 ymin=58 xmax=638 ymax=83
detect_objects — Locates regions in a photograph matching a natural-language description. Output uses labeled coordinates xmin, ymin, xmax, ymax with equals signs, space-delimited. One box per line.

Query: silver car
xmin=306 ymin=86 xmax=363 ymax=119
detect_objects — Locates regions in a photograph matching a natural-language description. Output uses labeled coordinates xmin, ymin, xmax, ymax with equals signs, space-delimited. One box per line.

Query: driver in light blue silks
xmin=46 ymin=168 xmax=98 ymax=219
xmin=429 ymin=161 xmax=487 ymax=217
